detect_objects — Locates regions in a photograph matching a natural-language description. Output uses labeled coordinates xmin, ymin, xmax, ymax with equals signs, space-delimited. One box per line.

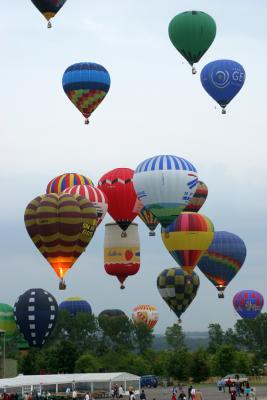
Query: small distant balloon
xmin=132 ymin=305 xmax=159 ymax=330
xmin=31 ymin=0 xmax=67 ymax=28
xmin=62 ymin=62 xmax=111 ymax=124
xmin=201 ymin=59 xmax=246 ymax=114
xmin=184 ymin=181 xmax=208 ymax=213
xmin=233 ymin=290 xmax=264 ymax=319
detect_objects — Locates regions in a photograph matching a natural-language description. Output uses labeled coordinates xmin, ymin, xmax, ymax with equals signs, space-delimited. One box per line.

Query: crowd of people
xmin=217 ymin=378 xmax=256 ymax=400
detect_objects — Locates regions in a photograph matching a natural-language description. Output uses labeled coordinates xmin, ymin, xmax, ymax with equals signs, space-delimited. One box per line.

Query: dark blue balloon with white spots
xmin=14 ymin=289 xmax=58 ymax=347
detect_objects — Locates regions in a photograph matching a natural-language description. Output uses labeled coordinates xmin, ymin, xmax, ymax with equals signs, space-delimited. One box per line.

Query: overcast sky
xmin=0 ymin=0 xmax=266 ymax=333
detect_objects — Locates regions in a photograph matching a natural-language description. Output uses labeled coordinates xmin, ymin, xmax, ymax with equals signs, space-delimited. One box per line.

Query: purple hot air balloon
xmin=233 ymin=290 xmax=264 ymax=319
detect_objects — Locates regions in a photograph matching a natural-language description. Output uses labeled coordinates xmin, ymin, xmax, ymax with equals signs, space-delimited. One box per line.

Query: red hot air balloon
xmin=98 ymin=168 xmax=139 ymax=236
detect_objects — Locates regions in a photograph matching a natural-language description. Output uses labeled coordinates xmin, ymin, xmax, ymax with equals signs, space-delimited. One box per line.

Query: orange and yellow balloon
xmin=132 ymin=305 xmax=159 ymax=330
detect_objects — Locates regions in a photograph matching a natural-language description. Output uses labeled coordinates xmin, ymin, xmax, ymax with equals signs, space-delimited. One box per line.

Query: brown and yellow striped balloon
xmin=24 ymin=193 xmax=97 ymax=280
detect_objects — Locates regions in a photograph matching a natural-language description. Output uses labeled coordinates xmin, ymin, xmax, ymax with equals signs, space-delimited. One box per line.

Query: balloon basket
xmin=59 ymin=280 xmax=66 ymax=290
xmin=178 ymin=318 xmax=182 ymax=324
xmin=222 ymin=108 xmax=226 ymax=115
xmin=192 ymin=66 xmax=197 ymax=75
xmin=47 ymin=21 xmax=52 ymax=29
xmin=84 ymin=118 xmax=90 ymax=125
xmin=121 ymin=231 xmax=127 ymax=238
xmin=218 ymin=292 xmax=224 ymax=299
xmin=149 ymin=231 xmax=156 ymax=237
xmin=120 ymin=284 xmax=125 ymax=290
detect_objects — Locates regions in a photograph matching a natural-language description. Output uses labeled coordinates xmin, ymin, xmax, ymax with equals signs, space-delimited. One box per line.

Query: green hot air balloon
xmin=157 ymin=268 xmax=200 ymax=322
xmin=0 ymin=304 xmax=17 ymax=337
xmin=168 ymin=11 xmax=216 ymax=74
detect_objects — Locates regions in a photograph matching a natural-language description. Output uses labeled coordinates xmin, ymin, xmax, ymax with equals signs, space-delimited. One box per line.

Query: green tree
xmin=75 ymin=353 xmax=100 ymax=373
xmin=211 ymin=344 xmax=236 ymax=376
xmin=18 ymin=348 xmax=44 ymax=374
xmin=208 ymin=323 xmax=224 ymax=353
xmin=98 ymin=316 xmax=134 ymax=353
xmin=133 ymin=323 xmax=154 ymax=354
xmin=234 ymin=314 xmax=267 ymax=350
xmin=190 ymin=348 xmax=210 ymax=382
xmin=166 ymin=349 xmax=191 ymax=380
xmin=224 ymin=328 xmax=238 ymax=348
xmin=165 ymin=324 xmax=186 ymax=352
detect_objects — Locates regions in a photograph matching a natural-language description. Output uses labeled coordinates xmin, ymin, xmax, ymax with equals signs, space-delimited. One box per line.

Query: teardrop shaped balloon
xmin=64 ymin=185 xmax=108 ymax=227
xmin=24 ymin=193 xmax=97 ymax=287
xmin=233 ymin=290 xmax=264 ymax=319
xmin=198 ymin=231 xmax=247 ymax=298
xmin=98 ymin=168 xmax=138 ymax=233
xmin=184 ymin=181 xmax=208 ymax=213
xmin=31 ymin=0 xmax=67 ymax=28
xmin=161 ymin=212 xmax=214 ymax=274
xmin=134 ymin=155 xmax=198 ymax=228
xmin=169 ymin=11 xmax=216 ymax=73
xmin=46 ymin=173 xmax=94 ymax=194
xmin=139 ymin=206 xmax=159 ymax=236
xmin=200 ymin=59 xmax=246 ymax=113
xmin=157 ymin=267 xmax=200 ymax=321
xmin=104 ymin=223 xmax=140 ymax=289
xmin=14 ymin=288 xmax=58 ymax=347
xmin=62 ymin=62 xmax=111 ymax=124
xmin=59 ymin=297 xmax=92 ymax=316
xmin=132 ymin=305 xmax=159 ymax=330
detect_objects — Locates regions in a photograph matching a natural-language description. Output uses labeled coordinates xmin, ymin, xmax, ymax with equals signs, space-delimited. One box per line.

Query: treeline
xmin=7 ymin=312 xmax=267 ymax=382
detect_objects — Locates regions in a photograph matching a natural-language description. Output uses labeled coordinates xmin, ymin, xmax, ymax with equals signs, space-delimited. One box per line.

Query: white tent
xmin=0 ymin=372 xmax=140 ymax=396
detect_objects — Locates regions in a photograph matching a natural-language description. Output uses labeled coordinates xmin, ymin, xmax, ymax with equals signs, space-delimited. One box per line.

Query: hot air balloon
xmin=31 ymin=0 xmax=67 ymax=28
xmin=184 ymin=181 xmax=208 ymax=213
xmin=104 ymin=223 xmax=140 ymax=289
xmin=139 ymin=206 xmax=159 ymax=236
xmin=46 ymin=173 xmax=94 ymax=194
xmin=168 ymin=11 xmax=216 ymax=74
xmin=157 ymin=268 xmax=200 ymax=322
xmin=59 ymin=297 xmax=92 ymax=316
xmin=14 ymin=288 xmax=58 ymax=347
xmin=200 ymin=59 xmax=246 ymax=114
xmin=161 ymin=212 xmax=214 ymax=275
xmin=62 ymin=62 xmax=111 ymax=124
xmin=24 ymin=193 xmax=97 ymax=289
xmin=99 ymin=309 xmax=127 ymax=319
xmin=132 ymin=305 xmax=159 ymax=330
xmin=0 ymin=304 xmax=17 ymax=338
xmin=133 ymin=155 xmax=198 ymax=228
xmin=233 ymin=290 xmax=264 ymax=319
xmin=64 ymin=185 xmax=108 ymax=227
xmin=198 ymin=231 xmax=247 ymax=298
xmin=98 ymin=168 xmax=139 ymax=236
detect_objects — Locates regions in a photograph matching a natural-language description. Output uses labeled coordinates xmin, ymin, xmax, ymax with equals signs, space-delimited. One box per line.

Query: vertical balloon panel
xmin=104 ymin=223 xmax=140 ymax=289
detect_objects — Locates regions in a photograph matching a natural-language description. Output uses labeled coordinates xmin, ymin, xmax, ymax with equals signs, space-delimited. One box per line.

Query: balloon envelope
xmin=64 ymin=185 xmax=108 ymax=227
xmin=201 ymin=59 xmax=246 ymax=111
xmin=134 ymin=155 xmax=198 ymax=228
xmin=233 ymin=290 xmax=264 ymax=319
xmin=139 ymin=206 xmax=159 ymax=235
xmin=104 ymin=223 xmax=140 ymax=288
xmin=169 ymin=11 xmax=216 ymax=68
xmin=184 ymin=181 xmax=208 ymax=213
xmin=98 ymin=309 xmax=127 ymax=319
xmin=14 ymin=288 xmax=58 ymax=347
xmin=0 ymin=304 xmax=17 ymax=337
xmin=24 ymin=193 xmax=97 ymax=281
xmin=46 ymin=173 xmax=94 ymax=194
xmin=157 ymin=268 xmax=200 ymax=319
xmin=59 ymin=297 xmax=92 ymax=316
xmin=198 ymin=231 xmax=246 ymax=294
xmin=161 ymin=212 xmax=214 ymax=274
xmin=132 ymin=305 xmax=159 ymax=330
xmin=31 ymin=0 xmax=67 ymax=26
xmin=62 ymin=62 xmax=110 ymax=123
xmin=98 ymin=168 xmax=138 ymax=232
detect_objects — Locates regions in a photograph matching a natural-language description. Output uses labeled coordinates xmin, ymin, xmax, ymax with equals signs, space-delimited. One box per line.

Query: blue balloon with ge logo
xmin=200 ymin=59 xmax=245 ymax=114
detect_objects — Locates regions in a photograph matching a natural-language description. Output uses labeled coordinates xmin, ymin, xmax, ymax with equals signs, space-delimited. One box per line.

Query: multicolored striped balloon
xmin=184 ymin=180 xmax=208 ymax=213
xmin=31 ymin=0 xmax=67 ymax=28
xmin=46 ymin=173 xmax=94 ymax=194
xmin=139 ymin=206 xmax=159 ymax=236
xmin=161 ymin=212 xmax=214 ymax=274
xmin=157 ymin=267 xmax=200 ymax=320
xmin=198 ymin=231 xmax=246 ymax=297
xmin=132 ymin=305 xmax=159 ymax=330
xmin=0 ymin=304 xmax=17 ymax=337
xmin=233 ymin=290 xmax=264 ymax=319
xmin=64 ymin=185 xmax=108 ymax=226
xmin=24 ymin=193 xmax=97 ymax=283
xmin=62 ymin=62 xmax=111 ymax=124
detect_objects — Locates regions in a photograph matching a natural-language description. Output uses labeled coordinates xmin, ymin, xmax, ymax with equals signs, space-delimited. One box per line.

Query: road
xmin=143 ymin=386 xmax=267 ymax=400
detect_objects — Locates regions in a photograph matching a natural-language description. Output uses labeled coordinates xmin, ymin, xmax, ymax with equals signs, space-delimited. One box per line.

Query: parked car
xmin=223 ymin=374 xmax=248 ymax=383
xmin=140 ymin=375 xmax=158 ymax=388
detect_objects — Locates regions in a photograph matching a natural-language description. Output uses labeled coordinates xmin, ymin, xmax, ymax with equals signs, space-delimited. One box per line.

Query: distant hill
xmin=153 ymin=332 xmax=209 ymax=351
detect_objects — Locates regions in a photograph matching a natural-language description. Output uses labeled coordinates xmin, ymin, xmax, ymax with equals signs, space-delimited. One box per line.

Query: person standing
xmin=119 ymin=386 xmax=124 ymax=399
xmin=188 ymin=386 xmax=193 ymax=400
xmin=140 ymin=390 xmax=146 ymax=400
xmin=72 ymin=390 xmax=77 ymax=400
xmin=245 ymin=382 xmax=251 ymax=400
